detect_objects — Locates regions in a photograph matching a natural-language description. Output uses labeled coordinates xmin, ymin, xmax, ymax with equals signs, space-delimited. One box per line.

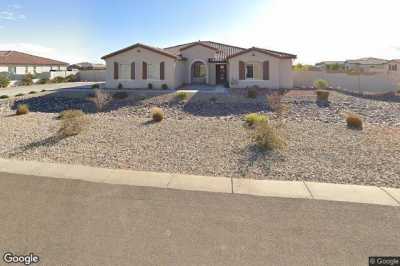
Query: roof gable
xmin=101 ymin=43 xmax=177 ymax=60
xmin=179 ymin=42 xmax=219 ymax=52
xmin=227 ymin=47 xmax=297 ymax=60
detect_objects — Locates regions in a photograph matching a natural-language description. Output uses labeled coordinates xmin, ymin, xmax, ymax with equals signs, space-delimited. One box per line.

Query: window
xmin=389 ymin=64 xmax=398 ymax=71
xmin=147 ymin=63 xmax=160 ymax=80
xmin=8 ymin=66 xmax=16 ymax=74
xmin=246 ymin=64 xmax=254 ymax=79
xmin=192 ymin=62 xmax=206 ymax=78
xmin=119 ymin=64 xmax=130 ymax=79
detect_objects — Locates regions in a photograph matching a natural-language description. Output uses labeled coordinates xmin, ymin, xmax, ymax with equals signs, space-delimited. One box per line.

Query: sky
xmin=0 ymin=0 xmax=399 ymax=65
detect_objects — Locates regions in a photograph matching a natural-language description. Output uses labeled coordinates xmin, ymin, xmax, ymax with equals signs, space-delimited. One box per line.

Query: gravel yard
xmin=0 ymin=89 xmax=399 ymax=188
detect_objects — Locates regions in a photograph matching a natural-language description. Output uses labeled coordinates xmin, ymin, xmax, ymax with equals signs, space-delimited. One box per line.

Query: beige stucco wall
xmin=228 ymin=50 xmax=294 ymax=89
xmin=180 ymin=45 xmax=216 ymax=85
xmin=104 ymin=47 xmax=177 ymax=89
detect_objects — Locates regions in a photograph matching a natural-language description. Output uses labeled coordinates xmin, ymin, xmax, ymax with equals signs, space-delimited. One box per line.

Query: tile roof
xmin=165 ymin=41 xmax=296 ymax=61
xmin=345 ymin=57 xmax=388 ymax=65
xmin=101 ymin=41 xmax=297 ymax=62
xmin=0 ymin=51 xmax=68 ymax=65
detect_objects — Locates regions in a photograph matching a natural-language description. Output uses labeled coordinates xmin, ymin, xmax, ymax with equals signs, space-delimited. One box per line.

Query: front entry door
xmin=216 ymin=64 xmax=227 ymax=84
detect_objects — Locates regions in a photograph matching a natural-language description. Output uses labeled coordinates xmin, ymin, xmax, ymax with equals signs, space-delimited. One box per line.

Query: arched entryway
xmin=190 ymin=60 xmax=208 ymax=84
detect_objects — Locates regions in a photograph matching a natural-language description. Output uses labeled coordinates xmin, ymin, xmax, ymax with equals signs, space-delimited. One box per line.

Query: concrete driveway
xmin=0 ymin=172 xmax=399 ymax=266
xmin=0 ymin=82 xmax=102 ymax=97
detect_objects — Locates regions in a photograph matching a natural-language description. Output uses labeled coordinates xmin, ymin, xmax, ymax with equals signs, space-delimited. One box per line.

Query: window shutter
xmin=130 ymin=62 xmax=135 ymax=80
xmin=114 ymin=62 xmax=119 ymax=79
xmin=142 ymin=62 xmax=147 ymax=80
xmin=263 ymin=61 xmax=270 ymax=80
xmin=160 ymin=62 xmax=165 ymax=80
xmin=239 ymin=61 xmax=245 ymax=80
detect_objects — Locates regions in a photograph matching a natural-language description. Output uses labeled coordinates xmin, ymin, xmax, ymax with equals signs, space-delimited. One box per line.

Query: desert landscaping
xmin=0 ymin=86 xmax=399 ymax=188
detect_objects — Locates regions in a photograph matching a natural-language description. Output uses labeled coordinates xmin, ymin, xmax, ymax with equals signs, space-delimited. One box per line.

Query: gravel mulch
xmin=0 ymin=89 xmax=399 ymax=188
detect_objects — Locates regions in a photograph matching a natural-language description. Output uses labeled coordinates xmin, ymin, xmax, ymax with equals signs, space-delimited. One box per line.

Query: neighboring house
xmin=101 ymin=41 xmax=297 ymax=89
xmin=344 ymin=57 xmax=389 ymax=73
xmin=315 ymin=61 xmax=345 ymax=71
xmin=0 ymin=51 xmax=68 ymax=78
xmin=388 ymin=59 xmax=400 ymax=72
xmin=68 ymin=62 xmax=106 ymax=71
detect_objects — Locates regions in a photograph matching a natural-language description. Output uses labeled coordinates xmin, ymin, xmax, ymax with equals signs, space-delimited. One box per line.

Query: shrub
xmin=112 ymin=91 xmax=129 ymax=100
xmin=41 ymin=89 xmax=46 ymax=92
xmin=58 ymin=114 xmax=87 ymax=137
xmin=16 ymin=104 xmax=29 ymax=115
xmin=0 ymin=95 xmax=9 ymax=99
xmin=21 ymin=74 xmax=34 ymax=86
xmin=224 ymin=81 xmax=230 ymax=88
xmin=88 ymin=90 xmax=111 ymax=112
xmin=346 ymin=114 xmax=363 ymax=130
xmin=313 ymin=79 xmax=329 ymax=90
xmin=266 ymin=93 xmax=283 ymax=112
xmin=0 ymin=75 xmax=10 ymax=88
xmin=151 ymin=107 xmax=164 ymax=122
xmin=59 ymin=109 xmax=84 ymax=120
xmin=176 ymin=91 xmax=188 ymax=101
xmin=161 ymin=84 xmax=168 ymax=90
xmin=316 ymin=90 xmax=330 ymax=102
xmin=36 ymin=78 xmax=49 ymax=85
xmin=117 ymin=83 xmax=123 ymax=89
xmin=65 ymin=74 xmax=77 ymax=82
xmin=29 ymin=91 xmax=37 ymax=94
xmin=247 ymin=89 xmax=257 ymax=98
xmin=251 ymin=121 xmax=287 ymax=150
xmin=52 ymin=76 xmax=66 ymax=83
xmin=15 ymin=93 xmax=24 ymax=97
xmin=244 ymin=113 xmax=268 ymax=127
xmin=91 ymin=83 xmax=100 ymax=89
xmin=148 ymin=83 xmax=153 ymax=89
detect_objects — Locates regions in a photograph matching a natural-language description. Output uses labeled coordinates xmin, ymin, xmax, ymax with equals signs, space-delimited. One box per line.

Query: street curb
xmin=0 ymin=158 xmax=398 ymax=207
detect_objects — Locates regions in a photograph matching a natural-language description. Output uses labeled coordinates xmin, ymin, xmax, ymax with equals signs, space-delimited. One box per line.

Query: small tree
xmin=88 ymin=89 xmax=111 ymax=112
xmin=0 ymin=75 xmax=10 ymax=88
xmin=313 ymin=79 xmax=329 ymax=90
xmin=21 ymin=74 xmax=34 ymax=86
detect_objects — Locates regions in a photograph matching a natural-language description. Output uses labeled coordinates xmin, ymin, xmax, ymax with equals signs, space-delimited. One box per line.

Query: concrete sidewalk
xmin=0 ymin=158 xmax=399 ymax=207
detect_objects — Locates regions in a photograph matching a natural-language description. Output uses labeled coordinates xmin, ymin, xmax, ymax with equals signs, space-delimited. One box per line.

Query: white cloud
xmin=217 ymin=0 xmax=400 ymax=64
xmin=0 ymin=10 xmax=25 ymax=20
xmin=0 ymin=43 xmax=87 ymax=64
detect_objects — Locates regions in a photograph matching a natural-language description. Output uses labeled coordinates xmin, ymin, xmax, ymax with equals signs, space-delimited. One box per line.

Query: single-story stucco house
xmin=101 ymin=41 xmax=297 ymax=89
xmin=0 ymin=51 xmax=68 ymax=77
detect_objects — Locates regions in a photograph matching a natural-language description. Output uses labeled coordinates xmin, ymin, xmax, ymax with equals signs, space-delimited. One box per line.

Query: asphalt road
xmin=0 ymin=172 xmax=399 ymax=266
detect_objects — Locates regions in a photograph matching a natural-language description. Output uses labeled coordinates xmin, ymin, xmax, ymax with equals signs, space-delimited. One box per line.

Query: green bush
xmin=0 ymin=75 xmax=10 ymax=88
xmin=161 ymin=84 xmax=168 ymax=90
xmin=346 ymin=114 xmax=363 ymax=130
xmin=92 ymin=83 xmax=100 ymax=89
xmin=176 ymin=91 xmax=188 ymax=101
xmin=112 ymin=91 xmax=129 ymax=100
xmin=244 ymin=113 xmax=268 ymax=127
xmin=151 ymin=107 xmax=164 ymax=122
xmin=0 ymin=95 xmax=9 ymax=99
xmin=251 ymin=121 xmax=287 ymax=150
xmin=65 ymin=74 xmax=77 ymax=82
xmin=247 ymin=89 xmax=257 ymax=98
xmin=29 ymin=91 xmax=37 ymax=94
xmin=51 ymin=76 xmax=66 ymax=83
xmin=41 ymin=89 xmax=46 ymax=92
xmin=313 ymin=79 xmax=329 ymax=90
xmin=148 ymin=83 xmax=153 ymax=89
xmin=16 ymin=104 xmax=29 ymax=115
xmin=316 ymin=90 xmax=330 ymax=101
xmin=21 ymin=74 xmax=34 ymax=86
xmin=15 ymin=93 xmax=25 ymax=97
xmin=36 ymin=78 xmax=49 ymax=84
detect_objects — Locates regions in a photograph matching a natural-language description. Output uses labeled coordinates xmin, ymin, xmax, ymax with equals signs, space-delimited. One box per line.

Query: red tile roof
xmin=0 ymin=51 xmax=68 ymax=66
xmin=101 ymin=43 xmax=178 ymax=60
